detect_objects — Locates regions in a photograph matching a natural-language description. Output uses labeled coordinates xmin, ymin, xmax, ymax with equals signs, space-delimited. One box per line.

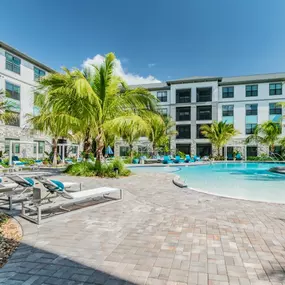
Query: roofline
xmin=166 ymin=77 xmax=222 ymax=84
xmin=0 ymin=41 xmax=56 ymax=73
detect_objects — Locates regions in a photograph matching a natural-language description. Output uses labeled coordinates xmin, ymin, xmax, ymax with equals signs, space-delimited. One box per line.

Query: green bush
xmin=213 ymin=155 xmax=225 ymax=161
xmin=64 ymin=157 xmax=131 ymax=178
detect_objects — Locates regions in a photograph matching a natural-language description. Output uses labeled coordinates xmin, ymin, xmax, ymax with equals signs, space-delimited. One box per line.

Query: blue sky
xmin=1 ymin=0 xmax=285 ymax=84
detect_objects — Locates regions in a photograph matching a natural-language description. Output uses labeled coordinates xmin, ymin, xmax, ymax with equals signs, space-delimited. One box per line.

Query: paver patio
xmin=2 ymin=172 xmax=285 ymax=285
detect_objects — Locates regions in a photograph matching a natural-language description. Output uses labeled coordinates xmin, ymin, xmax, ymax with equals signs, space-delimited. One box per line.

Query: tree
xmin=147 ymin=115 xmax=177 ymax=154
xmin=0 ymin=89 xmax=18 ymax=125
xmin=245 ymin=120 xmax=281 ymax=153
xmin=37 ymin=53 xmax=157 ymax=168
xmin=200 ymin=121 xmax=239 ymax=156
xmin=110 ymin=116 xmax=149 ymax=158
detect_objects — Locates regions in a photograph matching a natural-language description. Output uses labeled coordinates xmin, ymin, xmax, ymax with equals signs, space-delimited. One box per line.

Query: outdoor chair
xmin=20 ymin=180 xmax=123 ymax=224
xmin=173 ymin=155 xmax=181 ymax=163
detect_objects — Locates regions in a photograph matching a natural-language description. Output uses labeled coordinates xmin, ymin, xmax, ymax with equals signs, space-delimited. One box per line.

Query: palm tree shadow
xmin=1 ymin=237 xmax=137 ymax=285
xmin=260 ymin=269 xmax=285 ymax=283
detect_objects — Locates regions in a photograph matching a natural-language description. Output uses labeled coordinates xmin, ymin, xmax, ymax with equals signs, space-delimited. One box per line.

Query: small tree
xmin=0 ymin=90 xmax=18 ymax=125
xmin=200 ymin=121 xmax=239 ymax=156
xmin=245 ymin=120 xmax=281 ymax=153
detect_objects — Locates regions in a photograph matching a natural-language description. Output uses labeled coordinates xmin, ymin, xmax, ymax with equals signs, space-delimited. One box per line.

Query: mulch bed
xmin=0 ymin=213 xmax=22 ymax=268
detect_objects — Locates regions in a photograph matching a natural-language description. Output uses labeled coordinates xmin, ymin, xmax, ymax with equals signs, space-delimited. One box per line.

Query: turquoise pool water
xmin=131 ymin=163 xmax=285 ymax=203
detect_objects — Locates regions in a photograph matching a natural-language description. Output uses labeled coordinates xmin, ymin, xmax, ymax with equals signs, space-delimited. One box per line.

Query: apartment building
xmin=0 ymin=41 xmax=54 ymax=158
xmin=120 ymin=73 xmax=285 ymax=158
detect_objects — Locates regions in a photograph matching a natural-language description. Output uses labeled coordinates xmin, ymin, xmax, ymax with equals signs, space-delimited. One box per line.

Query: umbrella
xmin=106 ymin=146 xmax=114 ymax=155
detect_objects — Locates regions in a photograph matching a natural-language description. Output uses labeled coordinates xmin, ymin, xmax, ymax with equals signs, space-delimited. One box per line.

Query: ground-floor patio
xmin=2 ymin=172 xmax=285 ymax=285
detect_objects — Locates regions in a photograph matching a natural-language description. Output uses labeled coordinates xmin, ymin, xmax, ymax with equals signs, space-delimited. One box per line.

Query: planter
xmin=132 ymin=158 xmax=139 ymax=164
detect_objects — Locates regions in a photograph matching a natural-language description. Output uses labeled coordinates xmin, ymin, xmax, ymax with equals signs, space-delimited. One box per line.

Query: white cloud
xmin=82 ymin=54 xmax=161 ymax=85
xmin=148 ymin=63 xmax=156 ymax=68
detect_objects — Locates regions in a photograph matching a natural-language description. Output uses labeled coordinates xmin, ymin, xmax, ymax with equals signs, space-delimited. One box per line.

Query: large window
xmin=246 ymin=85 xmax=258 ymax=97
xmin=269 ymin=83 xmax=282 ymax=95
xmin=5 ymin=112 xmax=20 ymax=127
xmin=176 ymin=144 xmax=191 ymax=154
xmin=5 ymin=138 xmax=20 ymax=154
xmin=176 ymin=89 xmax=191 ymax=103
xmin=120 ymin=146 xmax=129 ymax=156
xmin=222 ymin=87 xmax=234 ymax=98
xmin=222 ymin=105 xmax=234 ymax=117
xmin=196 ymin=143 xmax=212 ymax=157
xmin=246 ymin=104 xmax=258 ymax=116
xmin=247 ymin=146 xmax=257 ymax=157
xmin=5 ymin=52 xmax=21 ymax=74
xmin=176 ymin=107 xmax=191 ymax=121
xmin=6 ymin=82 xmax=20 ymax=101
xmin=196 ymin=87 xmax=212 ymax=102
xmin=176 ymin=125 xmax=191 ymax=139
xmin=246 ymin=124 xmax=257 ymax=134
xmin=34 ymin=141 xmax=45 ymax=154
xmin=196 ymin=124 xmax=210 ymax=139
xmin=34 ymin=67 xmax=46 ymax=81
xmin=269 ymin=103 xmax=282 ymax=115
xmin=197 ymin=106 xmax=212 ymax=120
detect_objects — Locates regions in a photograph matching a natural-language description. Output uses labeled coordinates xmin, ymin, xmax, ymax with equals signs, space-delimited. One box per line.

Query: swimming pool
xmin=131 ymin=163 xmax=285 ymax=203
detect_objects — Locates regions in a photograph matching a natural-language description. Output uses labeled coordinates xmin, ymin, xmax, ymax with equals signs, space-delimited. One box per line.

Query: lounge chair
xmin=173 ymin=155 xmax=181 ymax=163
xmin=194 ymin=155 xmax=201 ymax=162
xmin=162 ymin=155 xmax=171 ymax=164
xmin=36 ymin=177 xmax=83 ymax=192
xmin=227 ymin=153 xmax=233 ymax=160
xmin=236 ymin=153 xmax=242 ymax=160
xmin=184 ymin=155 xmax=193 ymax=163
xmin=20 ymin=181 xmax=123 ymax=224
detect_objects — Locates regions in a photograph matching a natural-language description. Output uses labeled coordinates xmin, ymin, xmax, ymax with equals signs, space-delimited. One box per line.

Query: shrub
xmin=65 ymin=162 xmax=96 ymax=176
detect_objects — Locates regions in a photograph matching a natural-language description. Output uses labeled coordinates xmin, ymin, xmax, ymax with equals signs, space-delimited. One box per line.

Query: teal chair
xmin=162 ymin=156 xmax=170 ymax=164
xmin=236 ymin=153 xmax=242 ymax=160
xmin=194 ymin=155 xmax=201 ymax=162
xmin=173 ymin=155 xmax=181 ymax=163
xmin=184 ymin=155 xmax=193 ymax=163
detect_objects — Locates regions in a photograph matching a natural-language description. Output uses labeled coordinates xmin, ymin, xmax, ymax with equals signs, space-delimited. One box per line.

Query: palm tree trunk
xmin=52 ymin=137 xmax=58 ymax=167
xmin=95 ymin=131 xmax=104 ymax=169
xmin=270 ymin=144 xmax=275 ymax=154
xmin=129 ymin=144 xmax=134 ymax=159
xmin=217 ymin=145 xmax=221 ymax=156
xmin=83 ymin=128 xmax=92 ymax=159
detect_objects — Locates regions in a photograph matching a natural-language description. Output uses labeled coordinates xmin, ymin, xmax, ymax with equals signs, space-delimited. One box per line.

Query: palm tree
xmin=245 ymin=120 xmax=281 ymax=153
xmin=37 ymin=53 xmax=157 ymax=168
xmin=0 ymin=89 xmax=18 ymax=124
xmin=200 ymin=121 xmax=239 ymax=156
xmin=147 ymin=115 xmax=177 ymax=154
xmin=110 ymin=116 xmax=149 ymax=158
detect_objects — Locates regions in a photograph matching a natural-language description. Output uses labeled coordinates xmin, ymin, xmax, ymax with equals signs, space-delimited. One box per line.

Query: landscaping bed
xmin=0 ymin=213 xmax=22 ymax=268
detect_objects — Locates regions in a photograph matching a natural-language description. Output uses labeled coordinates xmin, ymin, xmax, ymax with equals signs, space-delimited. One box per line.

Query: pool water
xmin=131 ymin=163 xmax=285 ymax=203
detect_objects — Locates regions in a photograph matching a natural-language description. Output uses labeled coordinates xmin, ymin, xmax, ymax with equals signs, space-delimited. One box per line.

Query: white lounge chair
xmin=20 ymin=182 xmax=123 ymax=224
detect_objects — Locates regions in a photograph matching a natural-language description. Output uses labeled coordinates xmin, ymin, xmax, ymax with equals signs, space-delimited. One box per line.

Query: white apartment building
xmin=0 ymin=41 xmax=54 ymax=158
xmin=117 ymin=74 xmax=285 ymax=158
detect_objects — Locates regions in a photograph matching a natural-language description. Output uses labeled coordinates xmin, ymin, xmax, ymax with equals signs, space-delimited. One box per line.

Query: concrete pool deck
xmin=2 ymin=172 xmax=285 ymax=285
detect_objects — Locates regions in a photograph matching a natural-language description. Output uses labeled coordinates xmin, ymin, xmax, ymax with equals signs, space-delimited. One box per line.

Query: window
xmin=246 ymin=85 xmax=258 ymax=97
xmin=34 ymin=141 xmax=45 ymax=154
xmin=196 ymin=124 xmax=210 ymax=139
xmin=176 ymin=144 xmax=191 ymax=154
xmin=5 ymin=138 xmax=20 ymax=154
xmin=176 ymin=107 xmax=191 ymax=121
xmin=196 ymin=87 xmax=212 ymax=102
xmin=176 ymin=125 xmax=191 ymax=139
xmin=5 ymin=82 xmax=20 ymax=101
xmin=269 ymin=83 xmax=282 ymax=95
xmin=246 ymin=104 xmax=258 ymax=116
xmin=158 ymin=108 xmax=168 ymax=116
xmin=222 ymin=105 xmax=234 ymax=117
xmin=197 ymin=106 xmax=212 ymax=120
xmin=196 ymin=143 xmax=212 ymax=157
xmin=246 ymin=124 xmax=257 ymax=134
xmin=222 ymin=87 xmax=234 ymax=98
xmin=270 ymin=146 xmax=282 ymax=156
xmin=269 ymin=103 xmax=282 ymax=115
xmin=120 ymin=146 xmax=129 ymax=156
xmin=5 ymin=52 xmax=21 ymax=74
xmin=176 ymin=89 xmax=191 ymax=103
xmin=247 ymin=146 xmax=257 ymax=157
xmin=5 ymin=112 xmax=20 ymax=127
xmin=34 ymin=67 xmax=46 ymax=81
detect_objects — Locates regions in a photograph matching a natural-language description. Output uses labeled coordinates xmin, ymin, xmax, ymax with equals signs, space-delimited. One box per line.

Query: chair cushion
xmin=50 ymin=180 xmax=65 ymax=191
xmin=24 ymin=177 xmax=34 ymax=186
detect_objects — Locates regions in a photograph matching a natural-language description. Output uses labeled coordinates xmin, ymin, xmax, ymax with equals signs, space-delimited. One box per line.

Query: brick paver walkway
xmin=2 ymin=172 xmax=285 ymax=285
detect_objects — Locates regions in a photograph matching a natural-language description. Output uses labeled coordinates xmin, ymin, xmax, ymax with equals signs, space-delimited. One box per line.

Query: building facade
xmin=0 ymin=41 xmax=54 ymax=159
xmin=116 ymin=74 xmax=285 ymax=158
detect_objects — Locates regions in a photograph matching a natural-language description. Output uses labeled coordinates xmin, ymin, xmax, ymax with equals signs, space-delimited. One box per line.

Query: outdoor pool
xmin=131 ymin=163 xmax=285 ymax=203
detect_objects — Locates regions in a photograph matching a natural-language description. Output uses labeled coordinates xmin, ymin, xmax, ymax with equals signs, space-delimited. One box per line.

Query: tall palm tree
xmin=200 ymin=121 xmax=239 ymax=156
xmin=109 ymin=116 xmax=149 ymax=158
xmin=147 ymin=115 xmax=177 ymax=154
xmin=37 ymin=53 xmax=157 ymax=168
xmin=245 ymin=120 xmax=281 ymax=153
